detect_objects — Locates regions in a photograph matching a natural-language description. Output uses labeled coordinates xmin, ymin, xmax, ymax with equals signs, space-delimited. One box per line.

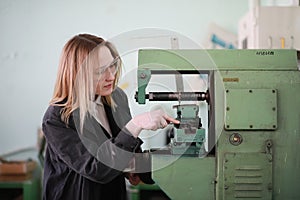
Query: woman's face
xmin=94 ymin=46 xmax=117 ymax=96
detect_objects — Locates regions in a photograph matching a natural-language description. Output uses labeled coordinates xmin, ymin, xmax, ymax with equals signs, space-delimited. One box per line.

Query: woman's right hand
xmin=125 ymin=109 xmax=180 ymax=138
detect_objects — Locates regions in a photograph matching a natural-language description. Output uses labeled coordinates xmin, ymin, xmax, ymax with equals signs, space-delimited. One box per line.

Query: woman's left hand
xmin=125 ymin=173 xmax=141 ymax=186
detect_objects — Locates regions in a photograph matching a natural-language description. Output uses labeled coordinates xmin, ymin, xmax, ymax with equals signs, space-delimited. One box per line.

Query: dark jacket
xmin=42 ymin=88 xmax=143 ymax=200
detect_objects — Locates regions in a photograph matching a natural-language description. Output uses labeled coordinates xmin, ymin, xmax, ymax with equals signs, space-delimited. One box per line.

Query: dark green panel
xmin=225 ymin=89 xmax=277 ymax=130
xmin=217 ymin=71 xmax=300 ymax=200
xmin=152 ymin=156 xmax=215 ymax=200
xmin=223 ymin=153 xmax=272 ymax=200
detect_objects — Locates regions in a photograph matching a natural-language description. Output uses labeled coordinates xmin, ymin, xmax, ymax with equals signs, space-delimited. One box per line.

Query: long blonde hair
xmin=50 ymin=34 xmax=122 ymax=128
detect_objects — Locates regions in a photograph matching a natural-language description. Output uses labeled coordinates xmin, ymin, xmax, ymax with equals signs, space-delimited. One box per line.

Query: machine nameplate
xmin=223 ymin=78 xmax=239 ymax=82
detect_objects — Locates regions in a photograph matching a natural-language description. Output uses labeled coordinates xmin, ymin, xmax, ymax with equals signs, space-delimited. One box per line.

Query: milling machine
xmin=134 ymin=49 xmax=300 ymax=200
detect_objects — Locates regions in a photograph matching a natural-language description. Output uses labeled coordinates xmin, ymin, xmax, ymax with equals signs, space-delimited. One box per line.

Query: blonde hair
xmin=50 ymin=34 xmax=122 ymax=129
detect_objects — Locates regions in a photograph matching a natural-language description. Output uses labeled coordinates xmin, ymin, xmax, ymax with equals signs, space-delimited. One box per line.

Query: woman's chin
xmin=99 ymin=89 xmax=113 ymax=96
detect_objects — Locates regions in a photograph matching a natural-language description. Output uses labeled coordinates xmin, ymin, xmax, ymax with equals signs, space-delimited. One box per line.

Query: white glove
xmin=126 ymin=109 xmax=180 ymax=138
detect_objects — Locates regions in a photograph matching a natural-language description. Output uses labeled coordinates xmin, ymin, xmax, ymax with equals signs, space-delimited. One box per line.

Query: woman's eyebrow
xmin=103 ymin=59 xmax=118 ymax=68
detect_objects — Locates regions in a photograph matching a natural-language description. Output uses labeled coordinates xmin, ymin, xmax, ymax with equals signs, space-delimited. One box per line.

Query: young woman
xmin=42 ymin=33 xmax=179 ymax=200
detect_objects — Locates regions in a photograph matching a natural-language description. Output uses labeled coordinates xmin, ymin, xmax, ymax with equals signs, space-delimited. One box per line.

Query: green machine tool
xmin=134 ymin=49 xmax=300 ymax=200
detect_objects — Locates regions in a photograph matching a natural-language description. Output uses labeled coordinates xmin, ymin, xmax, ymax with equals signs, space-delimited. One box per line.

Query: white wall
xmin=0 ymin=0 xmax=249 ymax=154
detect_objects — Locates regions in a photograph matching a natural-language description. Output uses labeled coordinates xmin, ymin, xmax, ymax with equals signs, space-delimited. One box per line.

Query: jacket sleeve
xmin=42 ymin=105 xmax=143 ymax=184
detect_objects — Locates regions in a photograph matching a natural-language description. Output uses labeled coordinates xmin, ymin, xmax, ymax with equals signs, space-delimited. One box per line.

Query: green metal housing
xmin=136 ymin=49 xmax=300 ymax=200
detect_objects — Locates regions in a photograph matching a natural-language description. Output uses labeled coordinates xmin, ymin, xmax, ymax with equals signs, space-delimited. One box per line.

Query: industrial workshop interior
xmin=1 ymin=0 xmax=300 ymax=200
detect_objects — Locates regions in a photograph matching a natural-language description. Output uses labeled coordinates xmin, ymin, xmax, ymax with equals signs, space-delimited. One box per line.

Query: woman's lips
xmin=103 ymin=84 xmax=112 ymax=89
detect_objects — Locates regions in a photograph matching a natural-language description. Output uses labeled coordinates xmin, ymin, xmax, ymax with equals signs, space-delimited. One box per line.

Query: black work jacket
xmin=42 ymin=88 xmax=143 ymax=200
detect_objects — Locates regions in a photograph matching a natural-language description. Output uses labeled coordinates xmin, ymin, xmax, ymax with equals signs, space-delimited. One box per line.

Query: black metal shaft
xmin=142 ymin=91 xmax=209 ymax=102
